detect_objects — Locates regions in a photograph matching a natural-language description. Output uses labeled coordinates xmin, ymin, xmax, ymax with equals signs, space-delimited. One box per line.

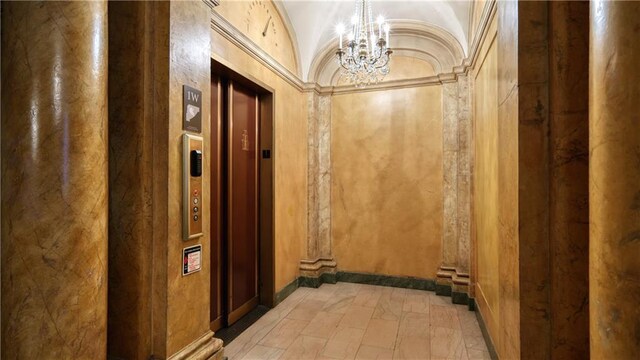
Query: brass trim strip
xmin=228 ymin=81 xmax=234 ymax=312
xmin=215 ymin=79 xmax=223 ymax=318
xmin=227 ymin=296 xmax=259 ymax=326
xmin=255 ymin=94 xmax=260 ymax=295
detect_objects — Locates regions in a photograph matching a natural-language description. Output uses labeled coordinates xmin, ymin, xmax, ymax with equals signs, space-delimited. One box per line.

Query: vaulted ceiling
xmin=277 ymin=0 xmax=473 ymax=82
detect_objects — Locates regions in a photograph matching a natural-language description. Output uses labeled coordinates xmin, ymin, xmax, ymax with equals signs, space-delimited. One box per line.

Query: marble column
xmin=437 ymin=75 xmax=471 ymax=301
xmin=1 ymin=1 xmax=108 ymax=358
xmin=300 ymin=91 xmax=336 ymax=282
xmin=590 ymin=1 xmax=640 ymax=358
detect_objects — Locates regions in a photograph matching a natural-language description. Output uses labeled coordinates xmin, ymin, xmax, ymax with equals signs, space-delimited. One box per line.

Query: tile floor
xmin=223 ymin=282 xmax=491 ymax=360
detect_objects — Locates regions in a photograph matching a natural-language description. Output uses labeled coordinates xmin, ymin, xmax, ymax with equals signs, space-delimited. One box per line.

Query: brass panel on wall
xmin=183 ymin=134 xmax=204 ymax=240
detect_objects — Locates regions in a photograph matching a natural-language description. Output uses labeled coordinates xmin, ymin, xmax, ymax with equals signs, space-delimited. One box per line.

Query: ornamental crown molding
xmin=210 ymin=3 xmax=501 ymax=95
xmin=202 ymin=0 xmax=220 ymax=10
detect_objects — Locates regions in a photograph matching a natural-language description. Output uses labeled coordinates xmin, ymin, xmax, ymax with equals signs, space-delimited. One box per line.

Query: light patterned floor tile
xmin=393 ymin=335 xmax=429 ymax=360
xmin=361 ymin=318 xmax=400 ymax=349
xmin=355 ymin=345 xmax=394 ymax=359
xmin=320 ymin=338 xmax=361 ymax=360
xmin=241 ymin=345 xmax=285 ymax=360
xmin=430 ymin=304 xmax=460 ymax=330
xmin=258 ymin=318 xmax=310 ymax=349
xmin=430 ymin=326 xmax=467 ymax=359
xmin=288 ymin=298 xmax=328 ymax=321
xmin=279 ymin=335 xmax=327 ymax=360
xmin=339 ymin=305 xmax=375 ymax=329
xmin=301 ymin=311 xmax=344 ymax=339
xmin=397 ymin=312 xmax=430 ymax=338
xmin=402 ymin=290 xmax=430 ymax=314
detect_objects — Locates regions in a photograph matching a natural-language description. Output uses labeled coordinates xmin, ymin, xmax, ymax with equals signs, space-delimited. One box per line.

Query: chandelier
xmin=335 ymin=0 xmax=392 ymax=88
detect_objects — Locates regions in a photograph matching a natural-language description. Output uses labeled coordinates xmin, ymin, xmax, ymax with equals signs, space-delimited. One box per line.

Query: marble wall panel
xmin=548 ymin=2 xmax=590 ymax=358
xmin=516 ymin=3 xmax=552 ymax=359
xmin=1 ymin=1 xmax=108 ymax=358
xmin=166 ymin=1 xmax=214 ymax=355
xmin=107 ymin=2 xmax=155 ymax=358
xmin=331 ymin=86 xmax=443 ymax=279
xmin=472 ymin=25 xmax=500 ymax=344
xmin=589 ymin=1 xmax=640 ymax=358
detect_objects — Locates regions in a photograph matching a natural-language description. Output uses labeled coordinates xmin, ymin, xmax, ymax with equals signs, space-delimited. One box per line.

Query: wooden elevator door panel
xmin=227 ymin=81 xmax=259 ymax=325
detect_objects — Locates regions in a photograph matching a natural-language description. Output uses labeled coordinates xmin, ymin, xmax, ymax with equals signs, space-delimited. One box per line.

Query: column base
xmin=299 ymin=257 xmax=337 ymax=288
xmin=436 ymin=265 xmax=470 ymax=305
xmin=167 ymin=331 xmax=224 ymax=360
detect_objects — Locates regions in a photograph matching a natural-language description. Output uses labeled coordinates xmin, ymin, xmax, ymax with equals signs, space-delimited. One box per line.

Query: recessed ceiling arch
xmin=279 ymin=0 xmax=472 ymax=81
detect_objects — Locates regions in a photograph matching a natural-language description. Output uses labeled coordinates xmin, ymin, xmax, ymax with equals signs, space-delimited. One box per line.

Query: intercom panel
xmin=183 ymin=133 xmax=204 ymax=240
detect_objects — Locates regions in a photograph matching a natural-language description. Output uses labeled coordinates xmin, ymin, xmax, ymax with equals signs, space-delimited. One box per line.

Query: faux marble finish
xmin=516 ymin=3 xmax=552 ymax=359
xmin=107 ymin=2 xmax=155 ymax=358
xmin=212 ymin=16 xmax=308 ymax=292
xmin=1 ymin=1 xmax=108 ymax=358
xmin=302 ymin=92 xmax=334 ymax=277
xmin=590 ymin=1 xmax=640 ymax=358
xmin=166 ymin=1 xmax=215 ymax=355
xmin=549 ymin=2 xmax=590 ymax=358
xmin=496 ymin=3 xmax=521 ymax=359
xmin=331 ymin=86 xmax=443 ymax=279
xmin=108 ymin=1 xmax=221 ymax=358
xmin=439 ymin=74 xmax=471 ymax=291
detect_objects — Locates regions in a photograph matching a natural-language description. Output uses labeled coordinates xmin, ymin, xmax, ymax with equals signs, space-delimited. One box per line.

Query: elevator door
xmin=227 ymin=81 xmax=259 ymax=325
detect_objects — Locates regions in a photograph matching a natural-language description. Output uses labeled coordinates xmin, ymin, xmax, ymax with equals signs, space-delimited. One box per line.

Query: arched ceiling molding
xmin=309 ymin=20 xmax=465 ymax=87
xmin=272 ymin=0 xmax=303 ymax=78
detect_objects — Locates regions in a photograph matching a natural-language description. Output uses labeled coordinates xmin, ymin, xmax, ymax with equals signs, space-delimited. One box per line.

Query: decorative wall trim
xmin=166 ymin=331 xmax=224 ymax=360
xmin=464 ymin=0 xmax=497 ymax=71
xmin=211 ymin=11 xmax=305 ymax=91
xmin=299 ymin=257 xmax=337 ymax=276
xmin=210 ymin=11 xmax=475 ymax=95
xmin=202 ymin=0 xmax=220 ymax=10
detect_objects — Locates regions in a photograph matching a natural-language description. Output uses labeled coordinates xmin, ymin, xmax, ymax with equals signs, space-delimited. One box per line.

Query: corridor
xmin=1 ymin=0 xmax=639 ymax=359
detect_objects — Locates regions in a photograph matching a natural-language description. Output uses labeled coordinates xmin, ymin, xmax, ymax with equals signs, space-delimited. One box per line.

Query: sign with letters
xmin=183 ymin=85 xmax=202 ymax=133
xmin=182 ymin=244 xmax=202 ymax=276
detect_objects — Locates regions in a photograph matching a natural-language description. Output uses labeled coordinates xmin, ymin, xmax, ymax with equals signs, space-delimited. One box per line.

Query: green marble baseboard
xmin=436 ymin=283 xmax=453 ymax=296
xmin=475 ymin=301 xmax=498 ymax=360
xmin=336 ymin=271 xmax=437 ymax=291
xmin=275 ymin=271 xmax=474 ymax=310
xmin=299 ymin=272 xmax=337 ymax=288
xmin=274 ymin=277 xmax=299 ymax=306
xmin=452 ymin=290 xmax=469 ymax=305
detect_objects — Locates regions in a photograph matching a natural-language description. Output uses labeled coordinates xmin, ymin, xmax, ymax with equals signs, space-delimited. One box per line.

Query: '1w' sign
xmin=183 ymin=85 xmax=202 ymax=133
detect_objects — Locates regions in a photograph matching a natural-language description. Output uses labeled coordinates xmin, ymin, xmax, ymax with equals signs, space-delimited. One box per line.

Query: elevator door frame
xmin=210 ymin=57 xmax=275 ymax=332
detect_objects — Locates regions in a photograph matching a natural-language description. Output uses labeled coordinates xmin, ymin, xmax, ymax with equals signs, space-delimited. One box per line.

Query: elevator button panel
xmin=183 ymin=133 xmax=204 ymax=240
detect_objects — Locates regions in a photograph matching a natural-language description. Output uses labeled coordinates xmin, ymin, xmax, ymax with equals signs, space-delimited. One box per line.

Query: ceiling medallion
xmin=336 ymin=0 xmax=392 ymax=88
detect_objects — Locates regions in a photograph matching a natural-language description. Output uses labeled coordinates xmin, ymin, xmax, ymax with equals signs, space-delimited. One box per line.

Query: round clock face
xmin=246 ymin=0 xmax=278 ymax=47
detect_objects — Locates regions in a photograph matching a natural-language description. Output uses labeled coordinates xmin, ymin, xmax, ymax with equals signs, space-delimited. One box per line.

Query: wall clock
xmin=246 ymin=0 xmax=278 ymax=48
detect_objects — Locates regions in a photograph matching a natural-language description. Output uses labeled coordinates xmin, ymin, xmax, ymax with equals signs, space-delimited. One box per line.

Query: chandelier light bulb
xmin=384 ymin=23 xmax=390 ymax=44
xmin=336 ymin=23 xmax=344 ymax=49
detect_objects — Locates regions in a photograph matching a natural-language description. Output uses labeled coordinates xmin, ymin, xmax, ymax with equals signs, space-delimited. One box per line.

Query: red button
xmin=193 ymin=189 xmax=199 ymax=196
